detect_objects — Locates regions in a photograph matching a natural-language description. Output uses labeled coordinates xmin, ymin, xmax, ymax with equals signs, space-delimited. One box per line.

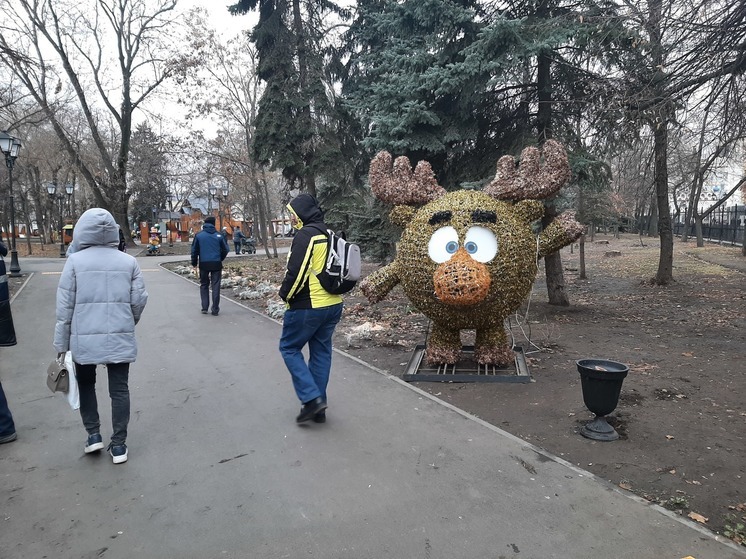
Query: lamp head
xmin=65 ymin=183 xmax=74 ymax=196
xmin=46 ymin=183 xmax=57 ymax=196
xmin=0 ymin=131 xmax=11 ymax=154
xmin=0 ymin=132 xmax=22 ymax=160
xmin=10 ymin=138 xmax=21 ymax=158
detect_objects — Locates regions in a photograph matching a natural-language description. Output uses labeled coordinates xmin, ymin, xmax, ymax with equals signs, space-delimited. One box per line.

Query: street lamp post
xmin=220 ymin=184 xmax=230 ymax=232
xmin=0 ymin=131 xmax=23 ymax=276
xmin=208 ymin=184 xmax=216 ymax=224
xmin=166 ymin=192 xmax=174 ymax=247
xmin=46 ymin=183 xmax=74 ymax=257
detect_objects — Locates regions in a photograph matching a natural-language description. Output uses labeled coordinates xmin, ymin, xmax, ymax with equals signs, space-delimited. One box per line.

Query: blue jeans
xmin=279 ymin=304 xmax=343 ymax=404
xmin=75 ymin=363 xmax=130 ymax=446
xmin=199 ymin=268 xmax=222 ymax=313
xmin=0 ymin=381 xmax=15 ymax=438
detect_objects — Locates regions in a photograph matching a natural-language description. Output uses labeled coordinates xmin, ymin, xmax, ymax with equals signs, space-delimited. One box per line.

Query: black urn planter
xmin=577 ymin=359 xmax=629 ymax=441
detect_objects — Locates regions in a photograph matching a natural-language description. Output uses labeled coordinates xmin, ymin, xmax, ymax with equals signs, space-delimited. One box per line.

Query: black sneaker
xmin=313 ymin=410 xmax=326 ymax=424
xmin=0 ymin=432 xmax=17 ymax=444
xmin=201 ymin=309 xmax=208 ymax=314
xmin=108 ymin=443 xmax=128 ymax=464
xmin=84 ymin=433 xmax=104 ymax=453
xmin=296 ymin=397 xmax=327 ymax=423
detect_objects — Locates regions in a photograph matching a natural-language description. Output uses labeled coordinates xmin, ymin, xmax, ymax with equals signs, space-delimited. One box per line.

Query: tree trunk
xmin=653 ymin=119 xmax=674 ymax=284
xmin=536 ymin=39 xmax=570 ymax=306
xmin=695 ymin=213 xmax=704 ymax=247
xmin=543 ymin=205 xmax=570 ymax=305
xmin=647 ymin=0 xmax=674 ymax=285
xmin=579 ymin=235 xmax=587 ymax=279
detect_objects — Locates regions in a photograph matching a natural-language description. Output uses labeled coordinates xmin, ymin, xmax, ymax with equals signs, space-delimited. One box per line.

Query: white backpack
xmin=314 ymin=228 xmax=361 ymax=294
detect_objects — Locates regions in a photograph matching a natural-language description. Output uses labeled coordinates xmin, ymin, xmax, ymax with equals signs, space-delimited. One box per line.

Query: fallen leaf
xmin=666 ymin=435 xmax=674 ymax=440
xmin=682 ymin=352 xmax=694 ymax=357
xmin=619 ymin=482 xmax=632 ymax=490
xmin=669 ymin=469 xmax=676 ymax=474
xmin=688 ymin=512 xmax=708 ymax=523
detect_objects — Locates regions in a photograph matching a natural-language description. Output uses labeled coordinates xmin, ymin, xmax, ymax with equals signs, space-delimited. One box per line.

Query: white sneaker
xmin=84 ymin=433 xmax=104 ymax=453
xmin=109 ymin=443 xmax=128 ymax=464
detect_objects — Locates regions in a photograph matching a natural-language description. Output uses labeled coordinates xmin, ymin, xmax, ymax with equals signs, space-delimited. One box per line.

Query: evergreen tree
xmin=129 ymin=123 xmax=170 ymax=226
xmin=344 ymin=0 xmax=507 ymax=187
xmin=344 ymin=0 xmax=628 ymax=304
xmin=229 ymin=0 xmax=350 ymax=197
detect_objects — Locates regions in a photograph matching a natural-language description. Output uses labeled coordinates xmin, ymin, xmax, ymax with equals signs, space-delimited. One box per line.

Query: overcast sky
xmin=141 ymin=1 xmax=255 ymax=136
xmin=177 ymin=0 xmax=255 ymax=37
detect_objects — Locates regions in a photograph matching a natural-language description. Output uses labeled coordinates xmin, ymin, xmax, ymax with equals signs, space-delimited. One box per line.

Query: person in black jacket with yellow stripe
xmin=279 ymin=194 xmax=343 ymax=424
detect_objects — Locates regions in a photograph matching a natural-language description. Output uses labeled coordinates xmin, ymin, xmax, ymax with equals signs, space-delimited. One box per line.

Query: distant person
xmin=54 ymin=208 xmax=148 ymax=464
xmin=147 ymin=228 xmax=160 ymax=254
xmin=191 ymin=216 xmax=229 ymax=316
xmin=0 ymin=239 xmax=17 ymax=444
xmin=278 ymin=194 xmax=343 ymax=424
xmin=232 ymin=225 xmax=246 ymax=255
xmin=118 ymin=226 xmax=127 ymax=252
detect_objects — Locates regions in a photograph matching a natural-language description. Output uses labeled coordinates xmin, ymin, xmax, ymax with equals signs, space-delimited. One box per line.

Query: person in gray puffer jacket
xmin=54 ymin=208 xmax=148 ymax=464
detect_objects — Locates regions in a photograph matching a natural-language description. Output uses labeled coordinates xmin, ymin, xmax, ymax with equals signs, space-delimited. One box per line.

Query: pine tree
xmin=229 ymin=0 xmax=350 ymax=197
xmin=129 ymin=123 xmax=170 ymax=226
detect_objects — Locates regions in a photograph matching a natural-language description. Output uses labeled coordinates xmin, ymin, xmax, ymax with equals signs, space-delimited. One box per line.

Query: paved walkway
xmin=1 ymin=255 xmax=744 ymax=559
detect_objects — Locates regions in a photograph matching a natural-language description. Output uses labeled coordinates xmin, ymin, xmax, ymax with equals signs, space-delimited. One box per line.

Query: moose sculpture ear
xmin=390 ymin=205 xmax=416 ymax=226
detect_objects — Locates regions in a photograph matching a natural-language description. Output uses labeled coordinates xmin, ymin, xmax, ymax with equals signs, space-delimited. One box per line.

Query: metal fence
xmin=672 ymin=204 xmax=745 ymax=247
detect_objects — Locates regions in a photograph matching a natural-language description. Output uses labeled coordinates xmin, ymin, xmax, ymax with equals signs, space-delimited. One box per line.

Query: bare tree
xmin=181 ymin=12 xmax=281 ymax=257
xmin=674 ymin=76 xmax=746 ymax=246
xmin=616 ymin=0 xmax=746 ymax=284
xmin=0 ymin=0 xmax=186 ymax=235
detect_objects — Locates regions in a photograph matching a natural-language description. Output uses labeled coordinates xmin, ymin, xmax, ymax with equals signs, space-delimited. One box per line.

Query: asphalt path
xmin=1 ymin=254 xmax=744 ymax=559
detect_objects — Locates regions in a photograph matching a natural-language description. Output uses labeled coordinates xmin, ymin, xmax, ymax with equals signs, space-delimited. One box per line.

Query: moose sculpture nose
xmin=433 ymin=248 xmax=491 ymax=306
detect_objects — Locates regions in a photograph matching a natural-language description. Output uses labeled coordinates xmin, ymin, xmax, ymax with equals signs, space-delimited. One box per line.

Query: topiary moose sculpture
xmin=360 ymin=140 xmax=585 ymax=366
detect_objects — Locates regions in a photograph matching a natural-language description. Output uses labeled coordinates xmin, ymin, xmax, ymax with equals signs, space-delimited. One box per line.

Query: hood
xmin=67 ymin=208 xmax=120 ymax=254
xmin=202 ymin=222 xmax=217 ymax=233
xmin=287 ymin=194 xmax=324 ymax=230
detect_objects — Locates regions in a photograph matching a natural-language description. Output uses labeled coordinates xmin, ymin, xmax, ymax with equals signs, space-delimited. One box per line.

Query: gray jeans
xmin=75 ymin=363 xmax=130 ymax=446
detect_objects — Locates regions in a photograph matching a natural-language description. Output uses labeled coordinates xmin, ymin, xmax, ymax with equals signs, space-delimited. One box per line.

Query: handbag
xmin=46 ymin=356 xmax=70 ymax=393
xmin=0 ymin=256 xmax=17 ymax=347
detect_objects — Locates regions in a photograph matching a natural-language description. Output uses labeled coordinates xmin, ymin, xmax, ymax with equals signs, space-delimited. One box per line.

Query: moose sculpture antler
xmin=368 ymin=152 xmax=446 ymax=205
xmin=362 ymin=140 xmax=585 ymax=365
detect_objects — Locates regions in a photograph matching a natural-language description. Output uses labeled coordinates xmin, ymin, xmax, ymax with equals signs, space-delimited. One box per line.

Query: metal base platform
xmin=402 ymin=344 xmax=532 ymax=383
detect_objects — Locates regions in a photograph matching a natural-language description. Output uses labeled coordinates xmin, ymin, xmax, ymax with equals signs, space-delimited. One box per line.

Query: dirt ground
xmin=18 ymin=234 xmax=745 ymax=544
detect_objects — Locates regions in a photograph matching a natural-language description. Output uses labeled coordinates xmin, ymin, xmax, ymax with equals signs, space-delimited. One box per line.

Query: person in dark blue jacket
xmin=191 ymin=216 xmax=229 ymax=316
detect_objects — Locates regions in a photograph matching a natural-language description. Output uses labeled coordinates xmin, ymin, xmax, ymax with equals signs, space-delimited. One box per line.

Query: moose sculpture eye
xmin=428 ymin=226 xmax=459 ymax=263
xmin=463 ymin=226 xmax=498 ymax=263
